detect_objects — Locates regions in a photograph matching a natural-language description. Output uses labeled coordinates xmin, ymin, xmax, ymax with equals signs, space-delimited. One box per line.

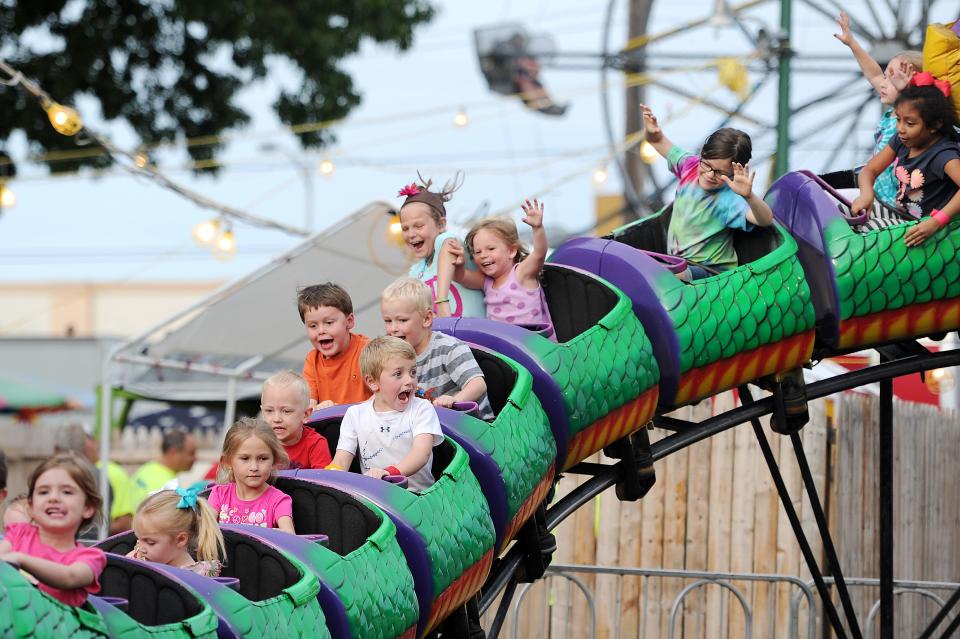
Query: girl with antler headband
xmin=852 ymin=75 xmax=960 ymax=245
xmin=397 ymin=174 xmax=486 ymax=318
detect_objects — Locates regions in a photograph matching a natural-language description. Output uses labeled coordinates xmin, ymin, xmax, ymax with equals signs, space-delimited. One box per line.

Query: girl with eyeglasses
xmin=640 ymin=104 xmax=774 ymax=280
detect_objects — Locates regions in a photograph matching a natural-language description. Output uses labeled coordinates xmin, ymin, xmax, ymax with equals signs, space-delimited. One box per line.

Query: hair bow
xmin=397 ymin=183 xmax=420 ymax=197
xmin=175 ymin=482 xmax=207 ymax=509
xmin=909 ymin=72 xmax=952 ymax=98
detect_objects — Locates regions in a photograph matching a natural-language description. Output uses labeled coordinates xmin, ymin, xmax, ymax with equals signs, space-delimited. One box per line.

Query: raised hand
xmin=887 ymin=59 xmax=913 ymax=91
xmin=719 ymin=162 xmax=756 ymax=198
xmin=639 ymin=104 xmax=663 ymax=143
xmin=833 ymin=12 xmax=853 ymax=47
xmin=521 ymin=198 xmax=544 ymax=229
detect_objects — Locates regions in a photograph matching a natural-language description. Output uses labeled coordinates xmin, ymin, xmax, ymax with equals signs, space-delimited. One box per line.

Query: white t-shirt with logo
xmin=338 ymin=397 xmax=444 ymax=491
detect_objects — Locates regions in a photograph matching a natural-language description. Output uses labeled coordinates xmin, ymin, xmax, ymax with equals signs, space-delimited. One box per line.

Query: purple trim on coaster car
xmin=282 ymin=469 xmax=434 ymax=637
xmin=140 ymin=561 xmax=247 ymax=639
xmin=433 ymin=316 xmax=570 ymax=466
xmin=306 ymin=404 xmax=352 ymax=424
xmin=549 ymin=237 xmax=681 ymax=406
xmin=766 ymin=171 xmax=842 ymax=350
xmin=798 ymin=170 xmax=867 ymax=225
xmin=237 ymin=525 xmax=352 ymax=639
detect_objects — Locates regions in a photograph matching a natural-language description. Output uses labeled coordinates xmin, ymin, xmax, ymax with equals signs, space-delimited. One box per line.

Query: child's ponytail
xmin=192 ymin=497 xmax=226 ymax=564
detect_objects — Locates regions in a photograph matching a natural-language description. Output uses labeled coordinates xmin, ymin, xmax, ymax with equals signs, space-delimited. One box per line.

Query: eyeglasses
xmin=698 ymin=159 xmax=734 ymax=180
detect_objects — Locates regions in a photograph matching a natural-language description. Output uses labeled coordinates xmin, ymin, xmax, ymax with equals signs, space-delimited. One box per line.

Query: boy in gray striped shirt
xmin=381 ymin=277 xmax=494 ymax=420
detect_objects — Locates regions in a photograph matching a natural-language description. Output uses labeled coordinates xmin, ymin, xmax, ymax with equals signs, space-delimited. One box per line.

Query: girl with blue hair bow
xmin=128 ymin=482 xmax=225 ymax=577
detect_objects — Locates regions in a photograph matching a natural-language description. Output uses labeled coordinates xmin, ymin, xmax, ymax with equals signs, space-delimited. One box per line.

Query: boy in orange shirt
xmin=298 ymin=283 xmax=372 ymax=409
xmin=261 ymin=371 xmax=332 ymax=469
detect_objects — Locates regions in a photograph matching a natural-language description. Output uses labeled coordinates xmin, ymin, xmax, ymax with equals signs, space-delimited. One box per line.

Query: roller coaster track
xmin=481 ymin=346 xmax=960 ymax=639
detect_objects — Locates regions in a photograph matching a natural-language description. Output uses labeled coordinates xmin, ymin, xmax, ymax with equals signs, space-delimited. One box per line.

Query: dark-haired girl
xmin=852 ymin=75 xmax=960 ymax=246
xmin=640 ymin=104 xmax=774 ymax=280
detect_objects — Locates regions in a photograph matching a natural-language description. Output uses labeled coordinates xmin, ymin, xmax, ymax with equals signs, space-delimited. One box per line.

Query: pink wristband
xmin=931 ymin=209 xmax=950 ymax=226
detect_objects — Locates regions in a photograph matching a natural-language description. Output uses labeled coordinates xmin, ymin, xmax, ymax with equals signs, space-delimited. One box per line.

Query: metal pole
xmin=878 ymin=355 xmax=894 ymax=639
xmin=774 ymin=0 xmax=792 ymax=177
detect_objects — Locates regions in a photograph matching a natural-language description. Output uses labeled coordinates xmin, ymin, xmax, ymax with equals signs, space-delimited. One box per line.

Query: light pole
xmin=260 ymin=143 xmax=315 ymax=232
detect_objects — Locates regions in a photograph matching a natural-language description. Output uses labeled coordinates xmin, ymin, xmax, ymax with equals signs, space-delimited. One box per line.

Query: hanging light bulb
xmin=319 ymin=158 xmax=335 ymax=177
xmin=192 ymin=218 xmax=220 ymax=246
xmin=0 ymin=184 xmax=14 ymax=208
xmin=133 ymin=151 xmax=149 ymax=168
xmin=453 ymin=107 xmax=469 ymax=128
xmin=213 ymin=228 xmax=237 ymax=261
xmin=640 ymin=141 xmax=659 ymax=164
xmin=45 ymin=102 xmax=83 ymax=136
xmin=386 ymin=213 xmax=405 ymax=247
xmin=592 ymin=165 xmax=608 ymax=185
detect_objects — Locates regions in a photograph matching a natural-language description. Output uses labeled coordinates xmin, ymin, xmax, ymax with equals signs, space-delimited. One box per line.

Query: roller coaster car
xmin=434 ymin=263 xmax=660 ymax=472
xmin=307 ymin=345 xmax=554 ymax=554
xmin=97 ymin=527 xmax=329 ymax=639
xmin=550 ymin=204 xmax=817 ymax=411
xmin=768 ymin=170 xmax=960 ymax=355
xmin=0 ymin=556 xmax=219 ymax=639
xmin=286 ymin=433 xmax=495 ymax=638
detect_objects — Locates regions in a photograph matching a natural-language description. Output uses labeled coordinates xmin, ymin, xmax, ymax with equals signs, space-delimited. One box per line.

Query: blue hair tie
xmin=175 ymin=482 xmax=207 ymax=510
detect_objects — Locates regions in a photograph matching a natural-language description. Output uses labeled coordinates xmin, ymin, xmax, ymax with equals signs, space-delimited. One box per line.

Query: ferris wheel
xmin=475 ymin=0 xmax=956 ymax=217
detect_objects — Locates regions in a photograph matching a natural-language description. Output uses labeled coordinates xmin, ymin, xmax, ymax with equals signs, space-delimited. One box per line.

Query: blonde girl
xmin=451 ymin=199 xmax=555 ymax=339
xmin=398 ymin=173 xmax=486 ymax=318
xmin=206 ymin=418 xmax=295 ymax=534
xmin=0 ymin=453 xmax=106 ymax=606
xmin=128 ymin=485 xmax=226 ymax=577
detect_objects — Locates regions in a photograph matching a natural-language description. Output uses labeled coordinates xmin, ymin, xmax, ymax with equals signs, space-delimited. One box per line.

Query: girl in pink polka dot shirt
xmin=449 ymin=199 xmax=555 ymax=340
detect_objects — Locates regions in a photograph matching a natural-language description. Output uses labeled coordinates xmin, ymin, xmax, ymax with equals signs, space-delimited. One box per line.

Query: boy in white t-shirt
xmin=330 ymin=336 xmax=444 ymax=491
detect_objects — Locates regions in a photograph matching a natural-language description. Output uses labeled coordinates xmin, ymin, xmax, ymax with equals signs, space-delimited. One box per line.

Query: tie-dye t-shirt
xmin=666 ymin=146 xmax=752 ymax=271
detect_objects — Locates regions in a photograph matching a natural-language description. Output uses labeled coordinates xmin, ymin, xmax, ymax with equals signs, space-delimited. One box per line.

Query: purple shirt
xmin=207 ymin=483 xmax=293 ymax=528
xmin=483 ymin=264 xmax=555 ymax=339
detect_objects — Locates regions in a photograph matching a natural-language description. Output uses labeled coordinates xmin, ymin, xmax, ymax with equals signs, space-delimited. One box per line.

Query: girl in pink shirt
xmin=451 ymin=199 xmax=555 ymax=339
xmin=128 ymin=485 xmax=226 ymax=577
xmin=207 ymin=418 xmax=295 ymax=533
xmin=0 ymin=453 xmax=106 ymax=606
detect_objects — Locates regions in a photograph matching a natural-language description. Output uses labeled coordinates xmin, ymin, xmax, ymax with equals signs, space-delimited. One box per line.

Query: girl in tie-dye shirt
xmin=640 ymin=104 xmax=774 ymax=280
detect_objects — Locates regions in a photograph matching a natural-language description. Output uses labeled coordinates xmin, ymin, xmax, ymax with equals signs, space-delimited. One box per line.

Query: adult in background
xmin=55 ymin=423 xmax=134 ymax=535
xmin=129 ymin=428 xmax=197 ymax=510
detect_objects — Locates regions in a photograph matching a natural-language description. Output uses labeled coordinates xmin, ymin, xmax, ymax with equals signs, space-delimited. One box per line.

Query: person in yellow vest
xmin=129 ymin=428 xmax=198 ymax=511
xmin=55 ymin=423 xmax=134 ymax=535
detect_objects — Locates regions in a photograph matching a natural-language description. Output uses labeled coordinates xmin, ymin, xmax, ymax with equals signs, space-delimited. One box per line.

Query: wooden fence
xmin=488 ymin=391 xmax=960 ymax=638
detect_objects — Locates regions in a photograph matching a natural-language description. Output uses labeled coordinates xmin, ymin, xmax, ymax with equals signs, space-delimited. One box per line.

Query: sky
xmin=0 ymin=0 xmax=953 ymax=285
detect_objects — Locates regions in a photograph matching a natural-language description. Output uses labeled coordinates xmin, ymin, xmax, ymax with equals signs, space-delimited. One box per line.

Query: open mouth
xmin=316 ymin=337 xmax=334 ymax=350
xmin=409 ymin=239 xmax=425 ymax=253
xmin=397 ymin=390 xmax=412 ymax=403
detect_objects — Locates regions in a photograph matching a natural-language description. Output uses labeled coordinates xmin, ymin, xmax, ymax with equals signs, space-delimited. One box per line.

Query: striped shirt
xmin=417 ymin=332 xmax=494 ymax=420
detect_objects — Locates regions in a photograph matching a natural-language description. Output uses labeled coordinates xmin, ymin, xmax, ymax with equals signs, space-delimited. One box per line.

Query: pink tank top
xmin=483 ymin=264 xmax=555 ymax=340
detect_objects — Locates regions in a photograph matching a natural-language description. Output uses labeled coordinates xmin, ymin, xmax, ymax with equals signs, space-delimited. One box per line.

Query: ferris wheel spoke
xmin=879 ymin=0 xmax=904 ymax=38
xmin=790 ymin=72 xmax=866 ymax=115
xmin=822 ymin=93 xmax=875 ymax=171
xmin=648 ymin=78 xmax=773 ymax=129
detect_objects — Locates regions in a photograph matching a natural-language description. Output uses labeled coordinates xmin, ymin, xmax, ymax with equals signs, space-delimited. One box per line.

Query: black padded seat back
xmin=99 ymin=554 xmax=203 ymax=626
xmin=274 ymin=476 xmax=381 ymax=556
xmin=605 ymin=204 xmax=672 ymax=254
xmin=217 ymin=528 xmax=299 ymax=601
xmin=307 ymin=419 xmax=362 ymax=473
xmin=430 ymin=439 xmax=457 ymax=480
xmin=541 ymin=264 xmax=619 ymax=343
xmin=733 ymin=224 xmax=782 ymax=266
xmin=470 ymin=348 xmax=516 ymax=416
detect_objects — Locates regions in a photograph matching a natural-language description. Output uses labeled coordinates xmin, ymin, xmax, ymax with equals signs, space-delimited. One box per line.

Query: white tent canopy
xmin=98 ymin=202 xmax=411 ymax=532
xmin=107 ymin=201 xmax=410 ymax=397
